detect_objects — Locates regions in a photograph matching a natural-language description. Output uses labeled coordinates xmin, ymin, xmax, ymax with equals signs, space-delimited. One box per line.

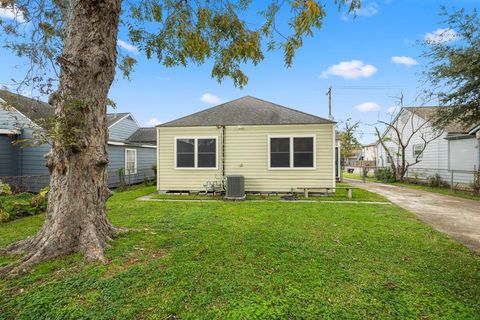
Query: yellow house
xmin=157 ymin=96 xmax=336 ymax=193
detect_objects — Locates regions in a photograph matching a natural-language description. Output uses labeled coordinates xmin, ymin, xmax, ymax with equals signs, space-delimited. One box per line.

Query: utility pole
xmin=326 ymin=86 xmax=333 ymax=120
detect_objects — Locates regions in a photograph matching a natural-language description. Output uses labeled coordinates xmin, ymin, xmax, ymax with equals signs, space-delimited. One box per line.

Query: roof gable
xmin=0 ymin=89 xmax=54 ymax=125
xmin=159 ymin=96 xmax=333 ymax=127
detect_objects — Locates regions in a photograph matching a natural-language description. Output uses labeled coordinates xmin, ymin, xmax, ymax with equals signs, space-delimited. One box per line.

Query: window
xmin=270 ymin=138 xmax=290 ymax=168
xmin=269 ymin=136 xmax=315 ymax=169
xmin=176 ymin=139 xmax=195 ymax=168
xmin=413 ymin=144 xmax=423 ymax=158
xmin=125 ymin=149 xmax=137 ymax=175
xmin=175 ymin=137 xmax=217 ymax=169
xmin=386 ymin=147 xmax=395 ymax=164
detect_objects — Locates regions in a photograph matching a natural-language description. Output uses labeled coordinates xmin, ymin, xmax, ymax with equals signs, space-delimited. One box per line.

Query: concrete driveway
xmin=347 ymin=179 xmax=480 ymax=254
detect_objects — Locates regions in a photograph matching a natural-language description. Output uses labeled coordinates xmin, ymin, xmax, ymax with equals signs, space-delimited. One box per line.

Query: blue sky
xmin=0 ymin=0 xmax=477 ymax=143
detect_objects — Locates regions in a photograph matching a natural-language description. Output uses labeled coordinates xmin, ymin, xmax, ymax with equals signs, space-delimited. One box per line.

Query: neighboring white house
xmin=157 ymin=96 xmax=337 ymax=193
xmin=376 ymin=106 xmax=480 ymax=186
xmin=361 ymin=143 xmax=376 ymax=162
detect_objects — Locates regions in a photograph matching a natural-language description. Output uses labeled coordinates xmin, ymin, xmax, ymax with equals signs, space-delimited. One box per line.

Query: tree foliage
xmin=338 ymin=118 xmax=361 ymax=164
xmin=1 ymin=0 xmax=361 ymax=90
xmin=423 ymin=7 xmax=480 ymax=128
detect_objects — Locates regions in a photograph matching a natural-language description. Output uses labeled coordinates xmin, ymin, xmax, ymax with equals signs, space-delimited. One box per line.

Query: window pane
xmin=177 ymin=154 xmax=194 ymax=167
xmin=294 ymin=137 xmax=313 ymax=152
xmin=293 ymin=137 xmax=313 ymax=167
xmin=270 ymin=138 xmax=290 ymax=167
xmin=176 ymin=139 xmax=195 ymax=168
xmin=177 ymin=139 xmax=194 ymax=153
xmin=271 ymin=153 xmax=290 ymax=167
xmin=294 ymin=153 xmax=313 ymax=167
xmin=197 ymin=139 xmax=216 ymax=168
xmin=270 ymin=138 xmax=289 ymax=152
xmin=198 ymin=154 xmax=216 ymax=167
xmin=198 ymin=139 xmax=216 ymax=153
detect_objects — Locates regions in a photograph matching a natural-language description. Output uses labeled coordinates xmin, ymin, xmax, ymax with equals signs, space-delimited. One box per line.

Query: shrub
xmin=0 ymin=188 xmax=48 ymax=222
xmin=0 ymin=179 xmax=12 ymax=195
xmin=374 ymin=168 xmax=396 ymax=183
xmin=428 ymin=174 xmax=449 ymax=188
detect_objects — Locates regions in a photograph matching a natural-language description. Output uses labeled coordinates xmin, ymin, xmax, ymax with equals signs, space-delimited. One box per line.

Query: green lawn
xmin=1 ymin=186 xmax=480 ymax=319
xmin=152 ymin=184 xmax=387 ymax=202
xmin=344 ymin=171 xmax=480 ymax=201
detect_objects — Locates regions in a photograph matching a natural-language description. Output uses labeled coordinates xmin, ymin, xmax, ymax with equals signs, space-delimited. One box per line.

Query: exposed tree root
xmin=0 ymin=221 xmax=127 ymax=278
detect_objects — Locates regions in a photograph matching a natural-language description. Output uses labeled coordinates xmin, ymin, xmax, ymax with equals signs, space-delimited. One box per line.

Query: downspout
xmin=221 ymin=125 xmax=225 ymax=182
xmin=217 ymin=125 xmax=226 ymax=191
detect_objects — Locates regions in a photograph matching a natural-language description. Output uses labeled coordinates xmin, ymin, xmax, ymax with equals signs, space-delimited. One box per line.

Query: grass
xmin=343 ymin=171 xmax=480 ymax=201
xmin=152 ymin=184 xmax=387 ymax=202
xmin=1 ymin=186 xmax=480 ymax=319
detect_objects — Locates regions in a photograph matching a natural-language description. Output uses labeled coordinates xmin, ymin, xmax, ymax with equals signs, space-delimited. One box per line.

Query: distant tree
xmin=375 ymin=97 xmax=443 ymax=182
xmin=338 ymin=118 xmax=361 ymax=166
xmin=423 ymin=7 xmax=480 ymax=128
xmin=0 ymin=0 xmax=361 ymax=275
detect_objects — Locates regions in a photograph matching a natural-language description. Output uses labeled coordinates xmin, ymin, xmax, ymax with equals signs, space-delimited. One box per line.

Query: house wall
xmin=107 ymin=145 xmax=157 ymax=187
xmin=1 ymin=107 xmax=157 ymax=190
xmin=376 ymin=109 xmax=477 ymax=185
xmin=0 ymin=135 xmax=17 ymax=176
xmin=0 ymin=108 xmax=50 ymax=190
xmin=158 ymin=124 xmax=335 ymax=193
xmin=109 ymin=116 xmax=139 ymax=140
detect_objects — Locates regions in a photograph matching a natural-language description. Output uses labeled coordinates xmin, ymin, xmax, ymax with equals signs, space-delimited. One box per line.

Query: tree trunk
xmin=1 ymin=0 xmax=122 ymax=275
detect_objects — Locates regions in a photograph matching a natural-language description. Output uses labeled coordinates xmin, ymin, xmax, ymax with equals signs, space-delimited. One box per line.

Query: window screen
xmin=198 ymin=138 xmax=216 ymax=168
xmin=293 ymin=137 xmax=314 ymax=167
xmin=177 ymin=139 xmax=195 ymax=168
xmin=270 ymin=138 xmax=290 ymax=168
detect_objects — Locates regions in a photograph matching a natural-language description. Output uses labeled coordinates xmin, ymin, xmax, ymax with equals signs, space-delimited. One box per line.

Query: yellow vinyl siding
xmin=157 ymin=124 xmax=335 ymax=192
xmin=158 ymin=126 xmax=222 ymax=191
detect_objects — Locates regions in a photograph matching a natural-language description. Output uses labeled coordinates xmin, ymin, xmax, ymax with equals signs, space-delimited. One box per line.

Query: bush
xmin=428 ymin=174 xmax=449 ymax=188
xmin=374 ymin=168 xmax=396 ymax=183
xmin=0 ymin=179 xmax=12 ymax=195
xmin=0 ymin=187 xmax=48 ymax=222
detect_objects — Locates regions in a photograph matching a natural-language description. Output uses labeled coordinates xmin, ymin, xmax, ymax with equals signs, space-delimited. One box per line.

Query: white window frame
xmin=413 ymin=144 xmax=424 ymax=158
xmin=174 ymin=136 xmax=218 ymax=170
xmin=124 ymin=148 xmax=137 ymax=175
xmin=267 ymin=135 xmax=316 ymax=170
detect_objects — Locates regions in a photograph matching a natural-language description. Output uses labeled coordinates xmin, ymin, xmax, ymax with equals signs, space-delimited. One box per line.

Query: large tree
xmin=0 ymin=0 xmax=360 ymax=275
xmin=423 ymin=7 xmax=480 ymax=128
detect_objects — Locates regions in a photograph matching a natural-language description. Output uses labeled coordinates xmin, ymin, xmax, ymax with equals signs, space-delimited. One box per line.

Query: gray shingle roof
xmin=127 ymin=127 xmax=157 ymax=145
xmin=159 ymin=96 xmax=334 ymax=127
xmin=0 ymin=89 xmax=54 ymax=124
xmin=107 ymin=113 xmax=130 ymax=127
xmin=0 ymin=90 xmax=132 ymax=130
xmin=404 ymin=106 xmax=470 ymax=133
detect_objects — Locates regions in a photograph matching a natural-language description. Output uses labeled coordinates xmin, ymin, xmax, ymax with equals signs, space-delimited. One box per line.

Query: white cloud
xmin=355 ymin=102 xmax=381 ymax=112
xmin=117 ymin=39 xmax=139 ymax=53
xmin=355 ymin=2 xmax=379 ymax=17
xmin=342 ymin=1 xmax=379 ymax=20
xmin=320 ymin=60 xmax=377 ymax=80
xmin=200 ymin=93 xmax=222 ymax=105
xmin=0 ymin=5 xmax=26 ymax=22
xmin=391 ymin=56 xmax=418 ymax=66
xmin=146 ymin=118 xmax=162 ymax=126
xmin=425 ymin=28 xmax=458 ymax=44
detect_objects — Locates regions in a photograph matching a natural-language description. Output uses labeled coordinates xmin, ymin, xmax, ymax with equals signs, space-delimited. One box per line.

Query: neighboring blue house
xmin=0 ymin=90 xmax=157 ymax=191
